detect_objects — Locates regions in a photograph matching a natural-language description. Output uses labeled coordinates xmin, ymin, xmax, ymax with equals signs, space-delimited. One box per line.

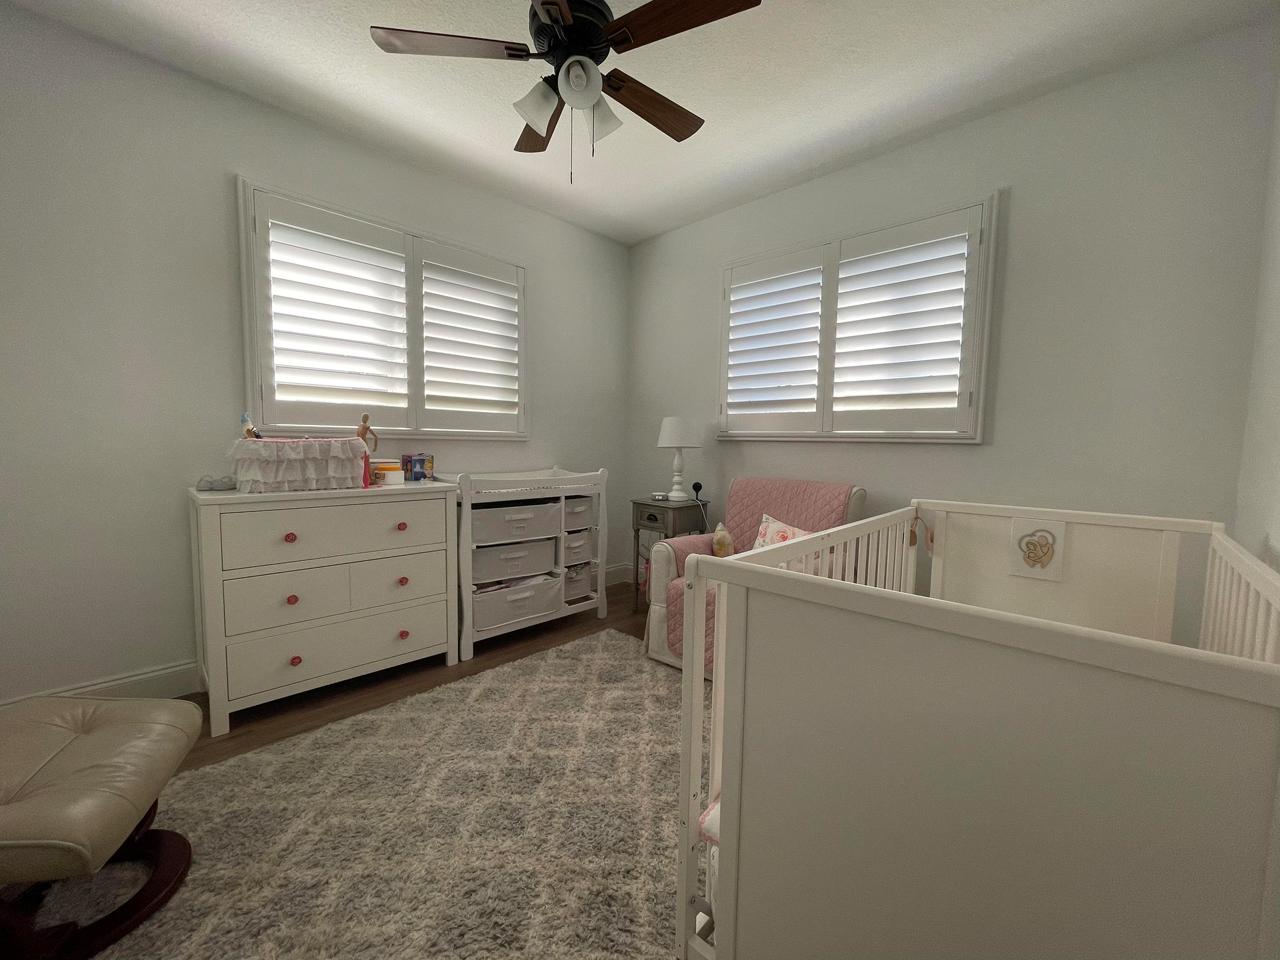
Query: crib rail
xmin=736 ymin=506 xmax=918 ymax=593
xmin=1200 ymin=531 xmax=1280 ymax=665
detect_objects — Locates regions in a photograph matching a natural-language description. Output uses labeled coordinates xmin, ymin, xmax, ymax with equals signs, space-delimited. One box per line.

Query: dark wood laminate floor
xmin=180 ymin=582 xmax=647 ymax=771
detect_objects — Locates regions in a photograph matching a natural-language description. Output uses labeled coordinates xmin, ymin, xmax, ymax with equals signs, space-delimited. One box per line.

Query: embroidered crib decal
xmin=1019 ymin=530 xmax=1056 ymax=569
xmin=1009 ymin=518 xmax=1067 ymax=581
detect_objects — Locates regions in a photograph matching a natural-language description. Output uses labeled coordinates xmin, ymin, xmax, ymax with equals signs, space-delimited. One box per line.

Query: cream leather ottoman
xmin=0 ymin=696 xmax=201 ymax=959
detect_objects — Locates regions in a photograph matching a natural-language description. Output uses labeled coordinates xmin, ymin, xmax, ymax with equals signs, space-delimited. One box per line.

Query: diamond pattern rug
xmin=42 ymin=629 xmax=684 ymax=959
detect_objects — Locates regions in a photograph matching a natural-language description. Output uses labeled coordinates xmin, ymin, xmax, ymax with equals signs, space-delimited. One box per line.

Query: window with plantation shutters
xmin=832 ymin=204 xmax=985 ymax=437
xmin=418 ymin=240 xmax=524 ymax=434
xmin=724 ymin=247 xmax=824 ymax=433
xmin=243 ymin=182 xmax=526 ymax=437
xmin=719 ymin=197 xmax=995 ymax=442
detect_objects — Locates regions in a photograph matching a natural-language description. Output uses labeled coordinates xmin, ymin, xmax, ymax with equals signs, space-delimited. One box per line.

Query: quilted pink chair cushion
xmin=665 ymin=477 xmax=856 ymax=667
xmin=723 ymin=477 xmax=857 ymax=554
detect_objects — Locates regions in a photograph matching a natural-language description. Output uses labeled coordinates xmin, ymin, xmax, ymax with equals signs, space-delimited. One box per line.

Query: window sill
xmin=716 ymin=432 xmax=981 ymax=445
xmin=262 ymin=425 xmax=529 ymax=442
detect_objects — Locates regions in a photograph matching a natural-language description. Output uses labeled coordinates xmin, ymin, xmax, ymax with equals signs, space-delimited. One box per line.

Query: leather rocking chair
xmin=0 ymin=696 xmax=202 ymax=959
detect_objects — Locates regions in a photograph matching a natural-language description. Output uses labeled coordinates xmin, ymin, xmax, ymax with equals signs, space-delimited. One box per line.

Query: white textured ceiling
xmin=15 ymin=0 xmax=1271 ymax=243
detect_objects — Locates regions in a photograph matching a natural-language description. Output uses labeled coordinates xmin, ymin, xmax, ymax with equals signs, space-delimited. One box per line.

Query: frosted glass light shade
xmin=557 ymin=55 xmax=602 ymax=109
xmin=514 ymin=79 xmax=560 ymax=137
xmin=591 ymin=99 xmax=622 ymax=144
xmin=657 ymin=416 xmax=701 ymax=449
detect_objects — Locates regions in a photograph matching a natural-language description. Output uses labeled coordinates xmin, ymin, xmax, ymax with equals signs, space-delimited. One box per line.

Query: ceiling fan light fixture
xmin=513 ymin=78 xmax=560 ymax=137
xmin=557 ymin=55 xmax=602 ymax=110
xmin=591 ymin=98 xmax=622 ymax=144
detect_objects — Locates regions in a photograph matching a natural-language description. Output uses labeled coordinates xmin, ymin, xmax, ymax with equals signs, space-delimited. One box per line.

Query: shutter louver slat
xmin=834 ymin=232 xmax=968 ymax=417
xmin=726 ymin=260 xmax=822 ymax=421
xmin=422 ymin=259 xmax=520 ymax=421
xmin=267 ymin=220 xmax=408 ymax=411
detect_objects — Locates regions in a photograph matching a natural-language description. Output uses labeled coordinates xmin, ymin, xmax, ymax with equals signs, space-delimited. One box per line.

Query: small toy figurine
xmin=357 ymin=412 xmax=378 ymax=453
xmin=240 ymin=413 xmax=262 ymax=439
xmin=712 ymin=522 xmax=735 ymax=558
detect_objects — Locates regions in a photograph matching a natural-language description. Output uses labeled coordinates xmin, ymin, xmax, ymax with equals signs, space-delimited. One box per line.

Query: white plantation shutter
xmin=244 ymin=183 xmax=527 ymax=436
xmin=255 ymin=193 xmax=411 ymax=430
xmin=418 ymin=240 xmax=524 ymax=434
xmin=718 ymin=198 xmax=994 ymax=441
xmin=833 ymin=204 xmax=986 ymax=437
xmin=723 ymin=247 xmax=825 ymax=433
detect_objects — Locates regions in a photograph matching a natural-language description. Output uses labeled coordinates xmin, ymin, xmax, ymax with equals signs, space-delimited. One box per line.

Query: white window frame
xmin=717 ymin=193 xmax=1000 ymax=444
xmin=238 ymin=178 xmax=528 ymax=440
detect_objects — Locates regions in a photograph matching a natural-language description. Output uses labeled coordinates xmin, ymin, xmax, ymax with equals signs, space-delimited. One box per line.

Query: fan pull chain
xmin=591 ymin=105 xmax=596 ymax=159
xmin=569 ymin=108 xmax=574 ymax=185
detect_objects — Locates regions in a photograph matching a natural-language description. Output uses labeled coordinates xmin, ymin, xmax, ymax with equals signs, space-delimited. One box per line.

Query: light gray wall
xmin=0 ymin=4 xmax=630 ymax=701
xmin=1235 ymin=69 xmax=1280 ymax=565
xmin=625 ymin=24 xmax=1277 ymax=532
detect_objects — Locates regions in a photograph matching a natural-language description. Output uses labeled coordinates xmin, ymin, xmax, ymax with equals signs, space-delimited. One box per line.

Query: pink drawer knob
xmin=398 ymin=576 xmax=410 ymax=586
xmin=289 ymin=655 xmax=302 ymax=666
xmin=396 ymin=521 xmax=408 ymax=532
xmin=284 ymin=532 xmax=297 ymax=543
xmin=286 ymin=594 xmax=299 ymax=606
xmin=398 ymin=630 xmax=410 ymax=640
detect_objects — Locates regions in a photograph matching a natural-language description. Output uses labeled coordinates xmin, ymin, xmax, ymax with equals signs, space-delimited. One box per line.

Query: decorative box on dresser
xmin=452 ymin=469 xmax=607 ymax=661
xmin=189 ymin=482 xmax=459 ymax=736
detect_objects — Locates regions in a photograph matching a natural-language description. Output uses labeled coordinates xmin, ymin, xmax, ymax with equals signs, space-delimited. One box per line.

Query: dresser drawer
xmin=472 ymin=538 xmax=556 ymax=583
xmin=221 ymin=499 xmax=445 ymax=570
xmin=350 ymin=551 xmax=446 ymax=610
xmin=471 ymin=501 xmax=560 ymax=545
xmin=563 ymin=529 xmax=595 ymax=566
xmin=564 ymin=563 xmax=594 ymax=601
xmin=223 ymin=564 xmax=350 ymax=637
xmin=226 ymin=602 xmax=447 ymax=700
xmin=563 ymin=497 xmax=596 ymax=531
xmin=472 ymin=576 xmax=562 ymax=631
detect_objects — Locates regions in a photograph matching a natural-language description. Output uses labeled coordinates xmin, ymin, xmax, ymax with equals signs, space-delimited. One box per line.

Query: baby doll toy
xmin=357 ymin=412 xmax=378 ymax=453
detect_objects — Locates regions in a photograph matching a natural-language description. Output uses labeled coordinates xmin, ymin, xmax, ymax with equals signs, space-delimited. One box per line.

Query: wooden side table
xmin=632 ymin=497 xmax=709 ymax=611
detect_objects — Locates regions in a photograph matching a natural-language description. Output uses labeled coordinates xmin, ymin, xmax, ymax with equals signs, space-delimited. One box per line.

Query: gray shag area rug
xmin=40 ymin=629 xmax=686 ymax=959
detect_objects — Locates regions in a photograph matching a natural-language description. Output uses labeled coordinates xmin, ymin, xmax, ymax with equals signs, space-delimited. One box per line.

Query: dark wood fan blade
xmin=532 ymin=0 xmax=574 ymax=26
xmin=515 ymin=99 xmax=565 ymax=152
xmin=604 ymin=0 xmax=760 ymax=53
xmin=602 ymin=70 xmax=704 ymax=141
xmin=370 ymin=26 xmax=531 ymax=60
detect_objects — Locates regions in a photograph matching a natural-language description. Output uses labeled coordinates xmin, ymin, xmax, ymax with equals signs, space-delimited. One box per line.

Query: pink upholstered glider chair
xmin=645 ymin=476 xmax=866 ymax=669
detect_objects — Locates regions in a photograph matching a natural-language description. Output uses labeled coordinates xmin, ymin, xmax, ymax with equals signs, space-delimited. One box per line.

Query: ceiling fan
xmin=370 ymin=0 xmax=761 ymax=153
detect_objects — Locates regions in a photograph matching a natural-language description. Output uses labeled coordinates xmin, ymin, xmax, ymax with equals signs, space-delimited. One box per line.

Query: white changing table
xmin=450 ymin=469 xmax=607 ymax=660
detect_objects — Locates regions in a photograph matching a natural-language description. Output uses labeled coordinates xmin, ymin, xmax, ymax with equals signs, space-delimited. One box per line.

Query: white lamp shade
xmin=591 ymin=99 xmax=622 ymax=144
xmin=514 ymin=79 xmax=560 ymax=137
xmin=657 ymin=416 xmax=701 ymax=449
xmin=558 ymin=55 xmax=602 ymax=110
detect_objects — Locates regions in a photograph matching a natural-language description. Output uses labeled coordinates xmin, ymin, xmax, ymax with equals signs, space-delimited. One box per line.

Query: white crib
xmin=678 ymin=500 xmax=1280 ymax=960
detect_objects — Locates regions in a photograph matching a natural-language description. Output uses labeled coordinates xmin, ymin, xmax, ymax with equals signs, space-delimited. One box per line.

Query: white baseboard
xmin=2 ymin=660 xmax=203 ymax=706
xmin=606 ymin=561 xmax=633 ymax=585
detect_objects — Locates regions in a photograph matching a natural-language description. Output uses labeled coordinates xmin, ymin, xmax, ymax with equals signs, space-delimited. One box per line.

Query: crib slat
xmin=880 ymin=529 xmax=890 ymax=589
xmin=1211 ymin=551 xmax=1227 ymax=651
xmin=1201 ymin=550 xmax=1220 ymax=651
xmin=896 ymin=527 xmax=906 ymax=593
xmin=1265 ymin=604 xmax=1280 ymax=664
xmin=1245 ymin=588 xmax=1260 ymax=659
xmin=1224 ymin=565 xmax=1240 ymax=654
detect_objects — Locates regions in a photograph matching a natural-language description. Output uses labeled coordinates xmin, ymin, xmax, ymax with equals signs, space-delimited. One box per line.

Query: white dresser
xmin=188 ymin=482 xmax=458 ymax=736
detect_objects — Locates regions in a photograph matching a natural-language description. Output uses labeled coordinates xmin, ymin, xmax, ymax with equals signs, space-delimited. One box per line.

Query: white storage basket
xmin=229 ymin=437 xmax=368 ymax=494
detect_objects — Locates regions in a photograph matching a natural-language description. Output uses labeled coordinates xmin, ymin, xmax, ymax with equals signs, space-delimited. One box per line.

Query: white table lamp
xmin=657 ymin=417 xmax=701 ymax=502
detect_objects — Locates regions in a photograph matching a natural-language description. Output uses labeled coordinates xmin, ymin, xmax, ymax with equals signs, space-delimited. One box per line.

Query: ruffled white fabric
xmin=228 ymin=437 xmax=369 ymax=494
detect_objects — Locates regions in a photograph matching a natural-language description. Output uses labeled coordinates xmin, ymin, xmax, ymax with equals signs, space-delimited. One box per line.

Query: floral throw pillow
xmin=753 ymin=514 xmax=811 ymax=550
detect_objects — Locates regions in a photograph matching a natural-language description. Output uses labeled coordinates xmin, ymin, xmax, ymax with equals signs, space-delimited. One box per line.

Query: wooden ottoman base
xmin=0 ymin=803 xmax=191 ymax=960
